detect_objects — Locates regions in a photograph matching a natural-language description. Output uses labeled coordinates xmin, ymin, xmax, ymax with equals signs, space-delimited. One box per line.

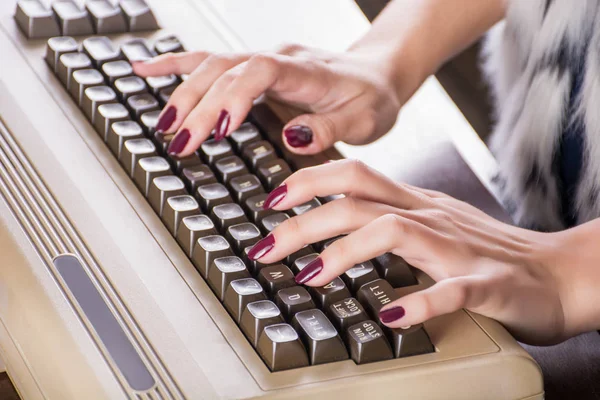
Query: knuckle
xmin=247 ymin=53 xmax=280 ymax=74
xmin=314 ymin=113 xmax=337 ymax=144
xmin=382 ymin=213 xmax=405 ymax=237
xmin=275 ymin=42 xmax=305 ymax=55
xmin=348 ymin=159 xmax=371 ymax=181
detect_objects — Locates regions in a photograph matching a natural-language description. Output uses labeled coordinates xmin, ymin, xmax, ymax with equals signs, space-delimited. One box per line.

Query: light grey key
xmin=240 ymin=300 xmax=283 ymax=347
xmin=119 ymin=138 xmax=157 ymax=177
xmin=290 ymin=198 xmax=321 ymax=217
xmin=102 ymin=60 xmax=133 ymax=85
xmin=86 ymin=0 xmax=127 ymax=34
xmin=69 ymin=69 xmax=104 ymax=106
xmin=107 ymin=120 xmax=144 ymax=158
xmin=133 ymin=156 xmax=171 ymax=196
xmin=140 ymin=110 xmax=160 ymax=136
xmin=342 ymin=261 xmax=380 ymax=293
xmin=114 ymin=76 xmax=147 ymax=101
xmin=57 ymin=52 xmax=92 ymax=90
xmin=119 ymin=0 xmax=159 ymax=32
xmin=94 ymin=103 xmax=130 ymax=141
xmin=15 ymin=0 xmax=60 ymax=39
xmin=292 ymin=309 xmax=348 ymax=365
xmin=191 ymin=235 xmax=234 ymax=278
xmin=146 ymin=75 xmax=178 ymax=96
xmin=224 ymin=278 xmax=267 ymax=323
xmin=229 ymin=121 xmax=262 ymax=151
xmin=208 ymin=256 xmax=250 ymax=301
xmin=148 ymin=176 xmax=186 ymax=216
xmin=259 ymin=212 xmax=289 ymax=236
xmin=81 ymin=86 xmax=117 ymax=123
xmin=82 ymin=37 xmax=121 ymax=68
xmin=292 ymin=253 xmax=319 ymax=274
xmin=45 ymin=36 xmax=78 ymax=73
xmin=210 ymin=203 xmax=248 ymax=232
xmin=154 ymin=35 xmax=184 ymax=54
xmin=127 ymin=93 xmax=159 ymax=119
xmin=257 ymin=323 xmax=309 ymax=371
xmin=120 ymin=38 xmax=156 ymax=62
xmin=162 ymin=195 xmax=200 ymax=235
xmin=52 ymin=0 xmax=94 ymax=36
xmin=176 ymin=215 xmax=217 ymax=258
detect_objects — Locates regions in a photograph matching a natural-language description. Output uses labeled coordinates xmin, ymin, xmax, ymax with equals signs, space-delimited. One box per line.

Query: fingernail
xmin=247 ymin=234 xmax=275 ymax=260
xmin=156 ymin=106 xmax=177 ymax=133
xmin=263 ymin=184 xmax=287 ymax=210
xmin=214 ymin=109 xmax=230 ymax=141
xmin=379 ymin=306 xmax=406 ymax=324
xmin=295 ymin=258 xmax=323 ymax=284
xmin=284 ymin=125 xmax=313 ymax=148
xmin=167 ymin=129 xmax=190 ymax=155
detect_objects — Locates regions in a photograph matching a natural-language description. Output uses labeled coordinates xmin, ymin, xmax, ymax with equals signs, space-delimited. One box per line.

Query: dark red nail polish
xmin=295 ymin=258 xmax=323 ymax=284
xmin=379 ymin=306 xmax=406 ymax=324
xmin=156 ymin=106 xmax=177 ymax=133
xmin=247 ymin=234 xmax=275 ymax=260
xmin=284 ymin=125 xmax=313 ymax=147
xmin=214 ymin=109 xmax=230 ymax=141
xmin=167 ymin=129 xmax=190 ymax=155
xmin=263 ymin=184 xmax=287 ymax=210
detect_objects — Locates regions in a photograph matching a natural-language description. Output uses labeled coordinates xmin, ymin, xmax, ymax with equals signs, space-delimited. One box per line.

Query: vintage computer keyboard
xmin=0 ymin=0 xmax=543 ymax=399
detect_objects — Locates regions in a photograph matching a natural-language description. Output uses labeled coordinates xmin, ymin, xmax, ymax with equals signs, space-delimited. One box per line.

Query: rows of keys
xmin=44 ymin=34 xmax=434 ymax=371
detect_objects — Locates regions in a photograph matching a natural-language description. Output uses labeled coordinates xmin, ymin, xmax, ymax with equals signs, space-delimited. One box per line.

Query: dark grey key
xmin=242 ymin=140 xmax=277 ymax=169
xmin=274 ymin=286 xmax=315 ymax=320
xmin=214 ymin=156 xmax=249 ymax=183
xmin=133 ymin=156 xmax=171 ymax=196
xmin=259 ymin=212 xmax=289 ymax=236
xmin=52 ymin=0 xmax=94 ymax=36
xmin=140 ymin=110 xmax=161 ymax=136
xmin=257 ymin=323 xmax=309 ymax=371
xmin=182 ymin=165 xmax=217 ymax=194
xmin=196 ymin=183 xmax=232 ymax=212
xmin=148 ymin=175 xmax=186 ymax=216
xmin=224 ymin=278 xmax=267 ymax=323
xmin=107 ymin=120 xmax=144 ymax=159
xmin=15 ymin=0 xmax=60 ymax=39
xmin=45 ymin=36 xmax=78 ymax=73
xmin=292 ymin=253 xmax=319 ymax=275
xmin=241 ymin=300 xmax=284 ymax=347
xmin=162 ymin=195 xmax=200 ymax=235
xmin=191 ymin=235 xmax=234 ymax=277
xmin=146 ymin=75 xmax=178 ymax=96
xmin=119 ymin=0 xmax=159 ymax=32
xmin=94 ymin=103 xmax=130 ymax=140
xmin=154 ymin=35 xmax=184 ymax=54
xmin=119 ymin=138 xmax=157 ymax=177
xmin=243 ymin=193 xmax=277 ymax=224
xmin=257 ymin=158 xmax=292 ymax=190
xmin=373 ymin=253 xmax=418 ymax=288
xmin=127 ymin=93 xmax=159 ymax=119
xmin=225 ymin=222 xmax=262 ymax=254
xmin=229 ymin=122 xmax=262 ymax=151
xmin=386 ymin=324 xmax=434 ymax=358
xmin=242 ymin=247 xmax=272 ymax=276
xmin=120 ymin=38 xmax=156 ymax=62
xmin=69 ymin=69 xmax=104 ymax=106
xmin=82 ymin=37 xmax=121 ymax=68
xmin=318 ymin=194 xmax=345 ymax=204
xmin=199 ymin=139 xmax=234 ymax=165
xmin=257 ymin=264 xmax=296 ymax=295
xmin=290 ymin=198 xmax=321 ymax=217
xmin=176 ymin=215 xmax=217 ymax=258
xmin=286 ymin=245 xmax=316 ymax=267
xmin=158 ymin=86 xmax=175 ymax=105
xmin=347 ymin=320 xmax=393 ymax=364
xmin=82 ymin=86 xmax=117 ymax=123
xmin=342 ymin=261 xmax=380 ymax=293
xmin=57 ymin=52 xmax=92 ymax=90
xmin=309 ymin=278 xmax=351 ymax=309
xmin=114 ymin=76 xmax=147 ymax=101
xmin=207 ymin=256 xmax=250 ymax=301
xmin=153 ymin=131 xmax=175 ymax=153
xmin=86 ymin=0 xmax=127 ymax=34
xmin=210 ymin=203 xmax=248 ymax=232
xmin=169 ymin=154 xmax=202 ymax=175
xmin=356 ymin=279 xmax=398 ymax=321
xmin=328 ymin=297 xmax=369 ymax=333
xmin=102 ymin=60 xmax=133 ymax=85
xmin=228 ymin=174 xmax=265 ymax=204
xmin=292 ymin=309 xmax=348 ymax=365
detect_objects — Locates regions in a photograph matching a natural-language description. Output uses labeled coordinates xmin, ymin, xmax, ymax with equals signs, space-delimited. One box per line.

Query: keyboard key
xmin=207 ymin=256 xmax=250 ymax=301
xmin=286 ymin=245 xmax=315 ymax=267
xmin=225 ymin=222 xmax=262 ymax=254
xmin=148 ymin=175 xmax=186 ymax=216
xmin=199 ymin=139 xmax=234 ymax=165
xmin=119 ymin=138 xmax=156 ymax=177
xmin=290 ymin=198 xmax=321 ymax=217
xmin=168 ymin=154 xmax=201 ymax=175
xmin=176 ymin=215 xmax=217 ymax=258
xmin=328 ymin=297 xmax=369 ymax=333
xmin=210 ymin=203 xmax=248 ymax=232
xmin=196 ymin=183 xmax=232 ymax=212
xmin=259 ymin=212 xmax=289 ymax=235
xmin=191 ymin=235 xmax=233 ymax=277
xmin=342 ymin=261 xmax=380 ymax=293
xmin=140 ymin=110 xmax=161 ymax=136
xmin=52 ymin=0 xmax=94 ymax=36
xmin=274 ymin=286 xmax=315 ymax=320
xmin=292 ymin=253 xmax=319 ymax=274
xmin=126 ymin=93 xmax=159 ymax=119
xmin=102 ymin=60 xmax=134 ymax=85
xmin=229 ymin=122 xmax=262 ymax=151
xmin=214 ymin=156 xmax=249 ymax=183
xmin=242 ymin=247 xmax=272 ymax=276
xmin=356 ymin=279 xmax=398 ymax=321
xmin=158 ymin=86 xmax=175 ymax=105
xmin=119 ymin=0 xmax=159 ymax=32
xmin=257 ymin=264 xmax=296 ymax=295
xmin=69 ymin=69 xmax=104 ymax=106
xmin=292 ymin=309 xmax=348 ymax=365
xmin=133 ymin=156 xmax=171 ymax=196
xmin=373 ymin=253 xmax=418 ymax=288
xmin=82 ymin=36 xmax=121 ymax=68
xmin=242 ymin=140 xmax=277 ymax=169
xmin=45 ymin=36 xmax=78 ymax=73
xmin=153 ymin=131 xmax=175 ymax=153
xmin=257 ymin=323 xmax=309 ymax=371
xmin=228 ymin=174 xmax=265 ymax=203
xmin=86 ymin=0 xmax=127 ymax=34
xmin=146 ymin=75 xmax=178 ymax=96
xmin=114 ymin=76 xmax=147 ymax=101
xmin=57 ymin=52 xmax=92 ymax=90
xmin=15 ymin=0 xmax=60 ymax=39
xmin=309 ymin=278 xmax=351 ymax=309
xmin=154 ymin=35 xmax=185 ymax=54
xmin=241 ymin=300 xmax=284 ymax=347
xmin=120 ymin=38 xmax=156 ymax=62
xmin=182 ymin=165 xmax=218 ymax=193
xmin=82 ymin=86 xmax=117 ymax=123
xmin=224 ymin=278 xmax=267 ymax=324
xmin=257 ymin=158 xmax=292 ymax=190
xmin=347 ymin=320 xmax=393 ymax=364
xmin=107 ymin=120 xmax=144 ymax=159
xmin=162 ymin=195 xmax=200 ymax=235
xmin=243 ymin=193 xmax=277 ymax=224
xmin=94 ymin=103 xmax=130 ymax=140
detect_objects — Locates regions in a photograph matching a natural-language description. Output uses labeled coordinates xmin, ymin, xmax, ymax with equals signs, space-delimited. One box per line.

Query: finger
xmin=132 ymin=51 xmax=210 ymax=77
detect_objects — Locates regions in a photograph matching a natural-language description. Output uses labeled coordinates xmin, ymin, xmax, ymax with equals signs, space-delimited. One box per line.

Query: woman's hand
xmin=246 ymin=160 xmax=592 ymax=346
xmin=133 ymin=44 xmax=413 ymax=157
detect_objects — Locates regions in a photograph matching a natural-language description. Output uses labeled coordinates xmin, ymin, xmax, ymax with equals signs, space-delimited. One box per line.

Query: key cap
xmin=328 ymin=297 xmax=369 ymax=333
xmin=114 ymin=76 xmax=147 ymax=101
xmin=207 ymin=256 xmax=250 ymax=301
xmin=386 ymin=324 xmax=434 ymax=358
xmin=257 ymin=264 xmax=296 ymax=295
xmin=86 ymin=0 xmax=127 ymax=34
xmin=158 ymin=86 xmax=175 ymax=105
xmin=292 ymin=253 xmax=319 ymax=274
xmin=286 ymin=245 xmax=316 ymax=267
xmin=119 ymin=0 xmax=159 ymax=32
xmin=241 ymin=300 xmax=284 ymax=347
xmin=182 ymin=165 xmax=218 ymax=193
xmin=127 ymin=93 xmax=159 ymax=119
xmin=257 ymin=158 xmax=292 ymax=190
xmin=356 ymin=279 xmax=398 ymax=321
xmin=229 ymin=122 xmax=262 ymax=151
xmin=259 ymin=212 xmax=289 ymax=236
xmin=102 ymin=60 xmax=133 ymax=85
xmin=243 ymin=193 xmax=277 ymax=224
xmin=120 ymin=38 xmax=156 ymax=62
xmin=154 ymin=35 xmax=184 ymax=54
xmin=140 ymin=110 xmax=161 ymax=136
xmin=210 ymin=203 xmax=248 ymax=232
xmin=107 ymin=120 xmax=144 ymax=159
xmin=15 ymin=0 xmax=60 ymax=39
xmin=214 ymin=156 xmax=249 ymax=183
xmin=191 ymin=235 xmax=234 ymax=277
xmin=228 ymin=174 xmax=265 ymax=204
xmin=153 ymin=131 xmax=175 ymax=153
xmin=309 ymin=278 xmax=351 ymax=309
xmin=69 ymin=69 xmax=104 ymax=106
xmin=290 ymin=198 xmax=321 ymax=217
xmin=57 ymin=52 xmax=92 ymax=90
xmin=242 ymin=247 xmax=272 ymax=276
xmin=176 ymin=215 xmax=217 ymax=258
xmin=242 ymin=140 xmax=277 ymax=169
xmin=257 ymin=323 xmax=309 ymax=371
xmin=347 ymin=320 xmax=393 ymax=364
xmin=52 ymin=0 xmax=94 ymax=36
xmin=196 ymin=183 xmax=232 ymax=212
xmin=82 ymin=36 xmax=121 ymax=68
xmin=342 ymin=261 xmax=380 ymax=293
xmin=148 ymin=175 xmax=186 ymax=216
xmin=94 ymin=103 xmax=130 ymax=140
xmin=225 ymin=222 xmax=262 ymax=254
xmin=274 ymin=286 xmax=315 ymax=320
xmin=162 ymin=195 xmax=200 ymax=235
xmin=168 ymin=154 xmax=201 ymax=175
xmin=82 ymin=86 xmax=117 ymax=123
xmin=146 ymin=75 xmax=178 ymax=96
xmin=45 ymin=36 xmax=78 ymax=73
xmin=133 ymin=156 xmax=171 ymax=196
xmin=373 ymin=253 xmax=418 ymax=288
xmin=119 ymin=138 xmax=157 ymax=177
xmin=199 ymin=139 xmax=234 ymax=165
xmin=224 ymin=278 xmax=267 ymax=323
xmin=292 ymin=309 xmax=348 ymax=365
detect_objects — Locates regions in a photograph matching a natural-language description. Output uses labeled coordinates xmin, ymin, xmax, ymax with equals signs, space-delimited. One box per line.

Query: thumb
xmin=282 ymin=109 xmax=352 ymax=155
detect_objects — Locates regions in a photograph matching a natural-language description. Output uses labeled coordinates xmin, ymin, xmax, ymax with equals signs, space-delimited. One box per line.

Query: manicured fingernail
xmin=214 ymin=109 xmax=230 ymax=141
xmin=156 ymin=106 xmax=177 ymax=133
xmin=295 ymin=258 xmax=323 ymax=284
xmin=167 ymin=129 xmax=190 ymax=155
xmin=284 ymin=125 xmax=313 ymax=147
xmin=263 ymin=184 xmax=287 ymax=210
xmin=247 ymin=234 xmax=275 ymax=260
xmin=379 ymin=306 xmax=406 ymax=324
